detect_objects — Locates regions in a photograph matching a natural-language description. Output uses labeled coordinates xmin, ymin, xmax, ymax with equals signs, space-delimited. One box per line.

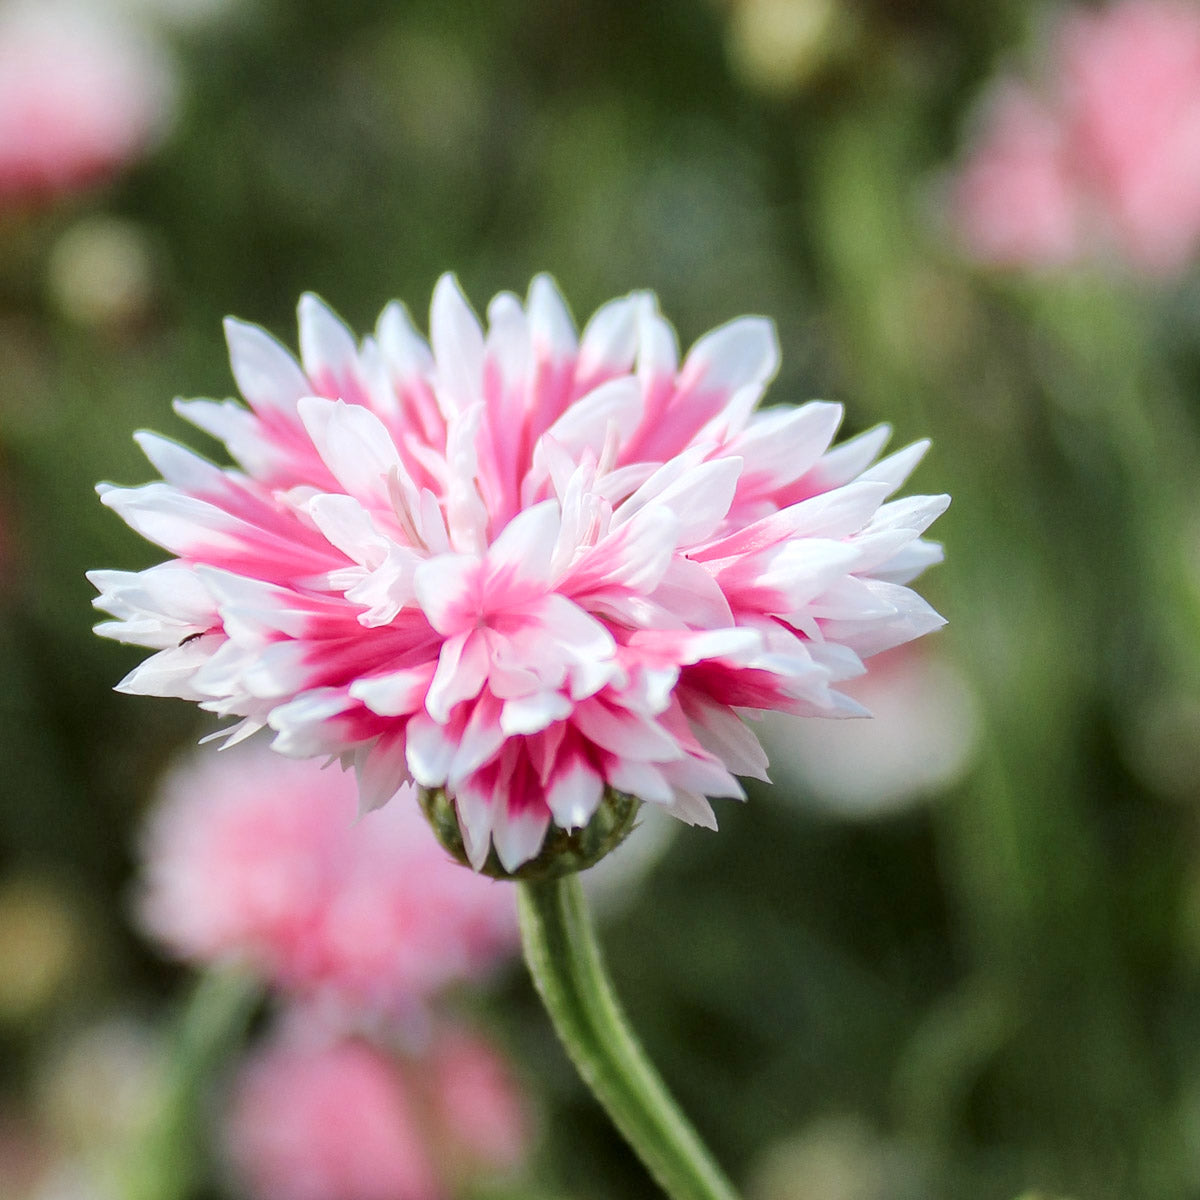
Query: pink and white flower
xmin=92 ymin=276 xmax=947 ymax=872
xmin=136 ymin=742 xmax=517 ymax=1016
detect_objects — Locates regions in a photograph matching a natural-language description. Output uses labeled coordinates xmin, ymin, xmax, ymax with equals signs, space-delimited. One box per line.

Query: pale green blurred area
xmin=1 ymin=1 xmax=1199 ymax=1198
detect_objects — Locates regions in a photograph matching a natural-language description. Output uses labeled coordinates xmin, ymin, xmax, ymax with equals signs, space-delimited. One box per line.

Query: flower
xmin=91 ymin=275 xmax=947 ymax=873
xmin=136 ymin=742 xmax=518 ymax=1016
xmin=0 ymin=0 xmax=175 ymax=202
xmin=949 ymin=0 xmax=1200 ymax=276
xmin=948 ymin=80 xmax=1082 ymax=270
xmin=423 ymin=1028 xmax=529 ymax=1181
xmin=221 ymin=1020 xmax=529 ymax=1200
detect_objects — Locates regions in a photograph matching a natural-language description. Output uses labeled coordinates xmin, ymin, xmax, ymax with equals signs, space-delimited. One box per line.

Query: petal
xmin=544 ymin=754 xmax=604 ymax=829
xmin=443 ymin=404 xmax=489 ymax=553
xmin=527 ymin=274 xmax=578 ymax=362
xmin=577 ymin=292 xmax=647 ymax=388
xmin=114 ymin=640 xmax=215 ymax=699
xmin=268 ymin=687 xmax=359 ymax=756
xmin=729 ymin=401 xmax=844 ymax=489
xmin=224 ymin=317 xmax=311 ymax=417
xmin=572 ymin=700 xmax=683 ymax=763
xmin=350 ymin=663 xmax=436 ymax=716
xmin=297 ymin=396 xmax=401 ymax=504
xmin=484 ymin=291 xmax=531 ymax=386
xmin=682 ymin=698 xmax=770 ymax=781
xmin=491 ymin=794 xmax=552 ymax=873
xmin=98 ymin=483 xmax=237 ymax=557
xmin=613 ymin=455 xmax=742 ymax=545
xmin=376 ymin=301 xmax=434 ymax=379
xmin=430 ymin=273 xmax=485 ymax=415
xmin=636 ymin=305 xmax=680 ymax=383
xmin=818 ymin=581 xmax=947 ymax=658
xmin=298 ymin=293 xmax=363 ymax=401
xmin=500 ymin=691 xmax=573 ymax=736
xmin=413 ymin=554 xmax=481 ymax=636
xmin=541 ymin=376 xmax=643 ymax=460
xmin=134 ymin=431 xmax=228 ymax=495
xmin=604 ymin=757 xmax=675 ymax=806
xmin=405 ymin=709 xmax=459 ymax=787
xmin=306 ymin=493 xmax=390 ymax=567
xmin=678 ymin=315 xmax=779 ymax=396
xmin=856 ymin=438 xmax=931 ymax=496
xmin=425 ymin=630 xmax=490 ymax=723
xmin=872 ymin=539 xmax=945 ymax=585
xmin=802 ymin=425 xmax=892 ymax=492
xmin=89 ymin=562 xmax=215 ymax=631
xmin=487 ymin=499 xmax=561 ymax=590
xmin=449 ymin=692 xmax=509 ymax=782
xmin=354 ymin=734 xmax=412 ymax=815
xmin=452 ymin=774 xmax=497 ymax=870
xmin=530 ymin=593 xmax=616 ymax=663
xmin=661 ymin=788 xmax=718 ymax=829
xmin=565 ymin=503 xmax=680 ymax=598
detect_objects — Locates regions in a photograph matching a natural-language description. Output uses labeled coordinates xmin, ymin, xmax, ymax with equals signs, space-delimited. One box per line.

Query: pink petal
xmin=298 ymin=293 xmax=368 ymax=405
xmin=425 ymin=630 xmax=490 ymax=723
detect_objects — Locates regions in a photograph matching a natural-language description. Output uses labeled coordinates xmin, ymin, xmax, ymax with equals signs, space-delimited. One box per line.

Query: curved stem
xmin=517 ymin=873 xmax=740 ymax=1200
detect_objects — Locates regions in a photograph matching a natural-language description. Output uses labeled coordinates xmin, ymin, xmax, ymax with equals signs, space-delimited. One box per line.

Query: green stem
xmin=517 ymin=873 xmax=740 ymax=1200
xmin=122 ymin=966 xmax=262 ymax=1200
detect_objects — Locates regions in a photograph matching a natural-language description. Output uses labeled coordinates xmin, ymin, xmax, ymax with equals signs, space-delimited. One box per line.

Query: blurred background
xmin=2 ymin=0 xmax=1200 ymax=1197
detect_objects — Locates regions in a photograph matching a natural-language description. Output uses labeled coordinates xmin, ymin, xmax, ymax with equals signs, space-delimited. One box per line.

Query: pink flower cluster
xmin=223 ymin=1022 xmax=528 ymax=1200
xmin=950 ymin=0 xmax=1200 ymax=276
xmin=93 ymin=275 xmax=946 ymax=872
xmin=137 ymin=742 xmax=517 ymax=1017
xmin=0 ymin=0 xmax=174 ymax=201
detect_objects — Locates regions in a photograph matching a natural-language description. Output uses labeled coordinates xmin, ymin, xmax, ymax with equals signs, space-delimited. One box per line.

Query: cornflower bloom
xmin=92 ymin=275 xmax=947 ymax=874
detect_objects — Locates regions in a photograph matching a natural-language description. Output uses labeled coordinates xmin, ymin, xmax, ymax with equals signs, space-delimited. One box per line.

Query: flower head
xmin=92 ymin=275 xmax=947 ymax=873
xmin=136 ymin=743 xmax=518 ymax=1015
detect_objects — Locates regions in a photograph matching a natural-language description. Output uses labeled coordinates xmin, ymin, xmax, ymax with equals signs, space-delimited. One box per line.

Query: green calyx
xmin=418 ymin=785 xmax=641 ymax=881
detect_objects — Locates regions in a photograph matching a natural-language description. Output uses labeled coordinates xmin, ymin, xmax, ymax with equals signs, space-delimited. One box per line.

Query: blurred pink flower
xmin=426 ymin=1029 xmax=529 ymax=1178
xmin=0 ymin=1 xmax=174 ymax=201
xmin=222 ymin=1022 xmax=529 ymax=1200
xmin=92 ymin=276 xmax=947 ymax=872
xmin=1060 ymin=0 xmax=1200 ymax=273
xmin=949 ymin=81 xmax=1082 ymax=269
xmin=951 ymin=0 xmax=1200 ymax=276
xmin=223 ymin=1034 xmax=439 ymax=1200
xmin=137 ymin=742 xmax=518 ymax=1015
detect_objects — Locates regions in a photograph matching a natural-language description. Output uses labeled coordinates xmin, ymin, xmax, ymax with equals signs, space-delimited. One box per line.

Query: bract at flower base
xmin=420 ymin=784 xmax=640 ymax=880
